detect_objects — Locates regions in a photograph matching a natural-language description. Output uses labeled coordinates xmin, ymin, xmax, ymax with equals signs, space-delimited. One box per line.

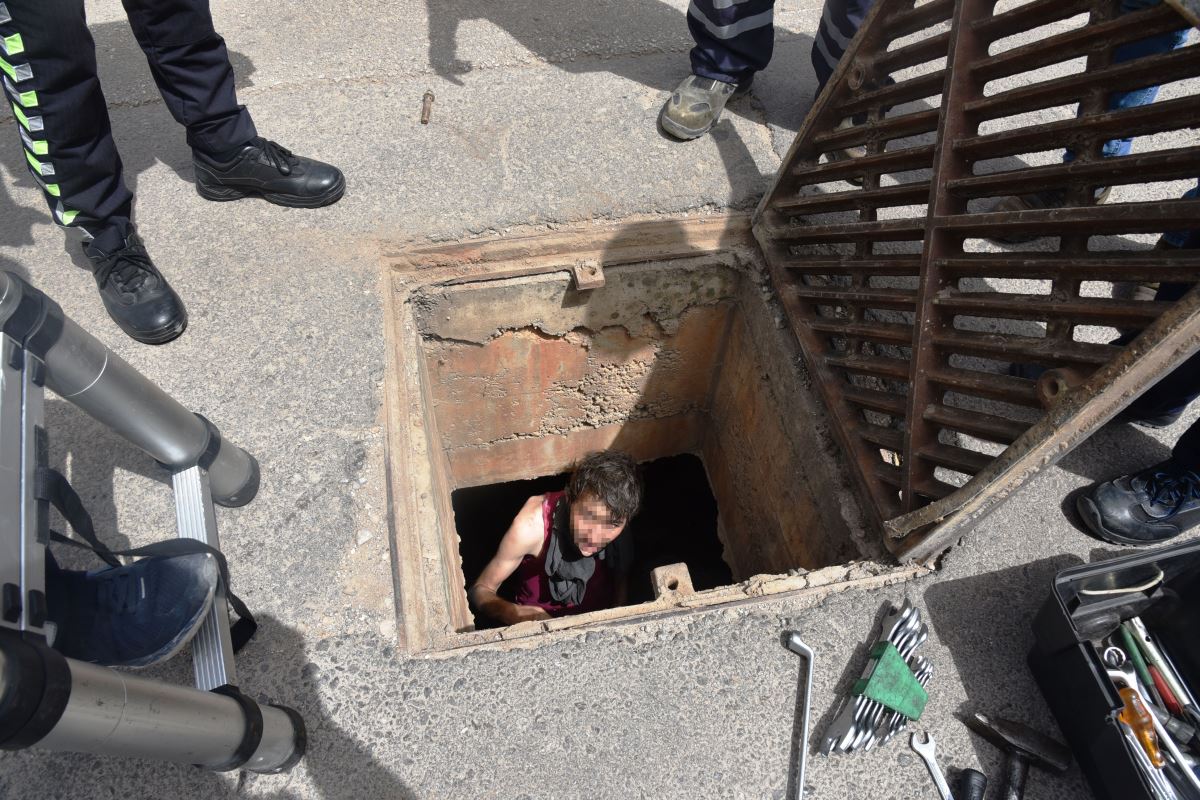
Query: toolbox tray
xmin=1030 ymin=540 xmax=1200 ymax=800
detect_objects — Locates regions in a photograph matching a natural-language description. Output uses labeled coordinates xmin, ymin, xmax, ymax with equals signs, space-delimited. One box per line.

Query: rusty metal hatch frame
xmin=753 ymin=0 xmax=1200 ymax=562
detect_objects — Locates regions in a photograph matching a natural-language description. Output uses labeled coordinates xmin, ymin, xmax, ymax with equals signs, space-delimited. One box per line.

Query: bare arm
xmin=468 ymin=496 xmax=550 ymax=625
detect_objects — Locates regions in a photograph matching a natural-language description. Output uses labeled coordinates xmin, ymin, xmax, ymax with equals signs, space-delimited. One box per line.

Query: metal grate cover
xmin=753 ymin=0 xmax=1200 ymax=561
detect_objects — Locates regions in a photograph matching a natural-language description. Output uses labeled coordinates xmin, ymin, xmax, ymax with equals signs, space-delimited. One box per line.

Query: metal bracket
xmin=570 ymin=259 xmax=605 ymax=290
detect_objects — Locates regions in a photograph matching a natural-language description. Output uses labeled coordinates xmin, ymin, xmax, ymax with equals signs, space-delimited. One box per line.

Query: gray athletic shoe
xmin=46 ymin=551 xmax=219 ymax=668
xmin=659 ymin=75 xmax=748 ymax=140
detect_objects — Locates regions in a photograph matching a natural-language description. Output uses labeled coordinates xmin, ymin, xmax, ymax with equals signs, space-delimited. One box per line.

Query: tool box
xmin=1030 ymin=540 xmax=1200 ymax=800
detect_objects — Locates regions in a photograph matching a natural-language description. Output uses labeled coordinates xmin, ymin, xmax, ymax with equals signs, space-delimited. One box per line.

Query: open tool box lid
xmin=755 ymin=0 xmax=1200 ymax=562
xmin=1028 ymin=540 xmax=1200 ymax=800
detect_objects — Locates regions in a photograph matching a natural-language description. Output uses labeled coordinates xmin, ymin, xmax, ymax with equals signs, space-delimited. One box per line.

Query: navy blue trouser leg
xmin=811 ymin=0 xmax=878 ymax=93
xmin=1 ymin=0 xmax=253 ymax=254
xmin=2 ymin=0 xmax=133 ymax=251
xmin=687 ymin=0 xmax=777 ymax=84
xmin=1174 ymin=417 xmax=1200 ymax=469
xmin=120 ymin=0 xmax=255 ymax=156
xmin=1130 ymin=222 xmax=1200 ymax=467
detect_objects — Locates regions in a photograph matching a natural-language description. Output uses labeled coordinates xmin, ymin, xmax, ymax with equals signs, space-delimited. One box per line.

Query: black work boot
xmin=1077 ymin=459 xmax=1200 ymax=546
xmin=83 ymin=232 xmax=188 ymax=345
xmin=193 ymin=137 xmax=345 ymax=208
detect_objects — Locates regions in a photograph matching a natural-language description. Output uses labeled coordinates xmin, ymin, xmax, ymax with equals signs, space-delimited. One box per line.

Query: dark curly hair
xmin=566 ymin=450 xmax=642 ymax=524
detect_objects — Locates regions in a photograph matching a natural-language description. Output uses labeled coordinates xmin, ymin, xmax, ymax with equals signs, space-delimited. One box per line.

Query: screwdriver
xmin=1120 ymin=686 xmax=1166 ymax=768
xmin=1130 ymin=617 xmax=1200 ymax=728
xmin=1122 ymin=625 xmax=1167 ymax=709
xmin=1151 ymin=664 xmax=1186 ymax=718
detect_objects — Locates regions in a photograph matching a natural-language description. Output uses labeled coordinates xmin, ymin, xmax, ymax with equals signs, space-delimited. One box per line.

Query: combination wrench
xmin=911 ymin=730 xmax=955 ymax=800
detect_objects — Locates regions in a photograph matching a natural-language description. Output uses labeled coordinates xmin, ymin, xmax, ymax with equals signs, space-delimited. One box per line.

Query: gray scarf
xmin=543 ymin=496 xmax=629 ymax=606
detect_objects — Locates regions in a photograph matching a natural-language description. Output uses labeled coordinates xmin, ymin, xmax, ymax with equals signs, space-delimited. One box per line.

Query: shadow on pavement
xmin=0 ymin=19 xmax=256 ymax=280
xmin=924 ymin=556 xmax=1092 ymax=797
xmin=424 ymin=0 xmax=817 ymax=209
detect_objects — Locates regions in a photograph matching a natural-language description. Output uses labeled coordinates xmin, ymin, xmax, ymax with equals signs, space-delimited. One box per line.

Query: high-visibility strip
xmin=0 ymin=4 xmax=10 ymax=24
xmin=30 ymin=172 xmax=59 ymax=196
xmin=0 ymin=33 xmax=22 ymax=57
xmin=24 ymin=149 xmax=53 ymax=176
xmin=0 ymin=57 xmax=31 ymax=83
xmin=818 ymin=0 xmax=857 ymax=50
xmin=54 ymin=201 xmax=78 ymax=226
xmin=11 ymin=102 xmax=41 ymax=131
xmin=3 ymin=75 xmax=35 ymax=106
xmin=686 ymin=1 xmax=773 ymax=39
xmin=18 ymin=127 xmax=46 ymax=155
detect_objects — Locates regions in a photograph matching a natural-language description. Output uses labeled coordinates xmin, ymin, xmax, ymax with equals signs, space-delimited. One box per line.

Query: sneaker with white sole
xmin=659 ymin=75 xmax=749 ymax=141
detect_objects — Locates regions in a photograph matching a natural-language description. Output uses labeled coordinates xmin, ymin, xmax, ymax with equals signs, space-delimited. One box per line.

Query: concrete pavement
xmin=0 ymin=1 xmax=1196 ymax=798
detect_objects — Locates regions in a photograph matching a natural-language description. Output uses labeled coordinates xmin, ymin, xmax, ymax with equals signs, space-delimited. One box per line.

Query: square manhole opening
xmin=384 ymin=218 xmax=924 ymax=655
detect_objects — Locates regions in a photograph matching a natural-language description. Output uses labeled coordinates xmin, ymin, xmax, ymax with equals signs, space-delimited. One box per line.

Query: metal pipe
xmin=36 ymin=659 xmax=299 ymax=772
xmin=0 ymin=271 xmax=257 ymax=506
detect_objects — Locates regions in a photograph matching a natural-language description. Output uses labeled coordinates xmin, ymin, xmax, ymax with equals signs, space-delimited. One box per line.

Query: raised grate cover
xmin=753 ymin=0 xmax=1200 ymax=560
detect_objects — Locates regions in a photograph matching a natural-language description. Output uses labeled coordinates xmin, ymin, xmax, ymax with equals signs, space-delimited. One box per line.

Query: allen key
xmin=785 ymin=631 xmax=815 ymax=800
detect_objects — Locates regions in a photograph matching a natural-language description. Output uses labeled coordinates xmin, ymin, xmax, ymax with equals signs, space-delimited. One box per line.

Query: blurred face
xmin=570 ymin=492 xmax=626 ymax=557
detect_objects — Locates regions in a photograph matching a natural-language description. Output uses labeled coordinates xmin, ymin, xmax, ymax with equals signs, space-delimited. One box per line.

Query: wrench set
xmin=819 ymin=599 xmax=931 ymax=755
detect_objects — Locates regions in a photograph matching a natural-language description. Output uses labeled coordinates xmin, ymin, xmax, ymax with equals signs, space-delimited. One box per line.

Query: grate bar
xmin=813 ymin=109 xmax=941 ymax=150
xmin=884 ymin=0 xmax=955 ymax=39
xmin=965 ymin=46 xmax=1200 ymax=122
xmin=876 ymin=30 xmax=951 ymax=73
xmin=969 ymin=4 xmax=1188 ymax=83
xmin=926 ymin=367 xmax=1041 ymax=407
xmin=916 ymin=442 xmax=994 ymax=475
xmin=790 ymin=145 xmax=935 ymax=183
xmin=762 ymin=217 xmax=927 ymax=244
xmin=837 ymin=71 xmax=948 ymax=116
xmin=930 ymin=329 xmax=1118 ymax=365
xmin=954 ymin=94 xmax=1200 ymax=160
xmin=970 ymin=0 xmax=1096 ymax=42
xmin=946 ymin=146 xmax=1200 ymax=199
xmin=808 ymin=317 xmax=915 ymax=344
xmin=826 ymin=354 xmax=913 ymax=380
xmin=793 ymin=285 xmax=918 ymax=309
xmin=923 ymin=403 xmax=1028 ymax=445
xmin=936 ymin=252 xmax=1200 ymax=281
xmin=934 ymin=291 xmax=1169 ymax=326
xmin=783 ymin=257 xmax=923 ymax=276
xmin=773 ymin=182 xmax=932 ymax=214
xmin=876 ymin=462 xmax=959 ymax=499
xmin=842 ymin=385 xmax=910 ymax=415
xmin=855 ymin=423 xmax=906 ymax=451
xmin=939 ymin=199 xmax=1200 ymax=237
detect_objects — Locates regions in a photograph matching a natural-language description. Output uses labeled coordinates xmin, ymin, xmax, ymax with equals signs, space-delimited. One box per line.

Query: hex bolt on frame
xmin=0 ymin=271 xmax=304 ymax=773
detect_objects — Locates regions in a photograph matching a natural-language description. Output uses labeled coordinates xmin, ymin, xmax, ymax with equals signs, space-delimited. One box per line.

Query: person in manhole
xmin=469 ymin=451 xmax=642 ymax=624
xmin=0 ymin=0 xmax=345 ymax=346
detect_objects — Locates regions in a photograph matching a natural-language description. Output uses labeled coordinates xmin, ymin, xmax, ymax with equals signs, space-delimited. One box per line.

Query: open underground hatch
xmin=383 ymin=0 xmax=1200 ymax=654
xmin=384 ymin=220 xmax=922 ymax=655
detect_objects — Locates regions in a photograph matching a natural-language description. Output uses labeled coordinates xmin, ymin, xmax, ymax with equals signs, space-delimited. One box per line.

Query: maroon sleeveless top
xmin=512 ymin=491 xmax=614 ymax=616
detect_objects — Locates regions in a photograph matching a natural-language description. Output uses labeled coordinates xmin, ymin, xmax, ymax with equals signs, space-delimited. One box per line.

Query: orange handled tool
xmin=1119 ymin=687 xmax=1165 ymax=768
